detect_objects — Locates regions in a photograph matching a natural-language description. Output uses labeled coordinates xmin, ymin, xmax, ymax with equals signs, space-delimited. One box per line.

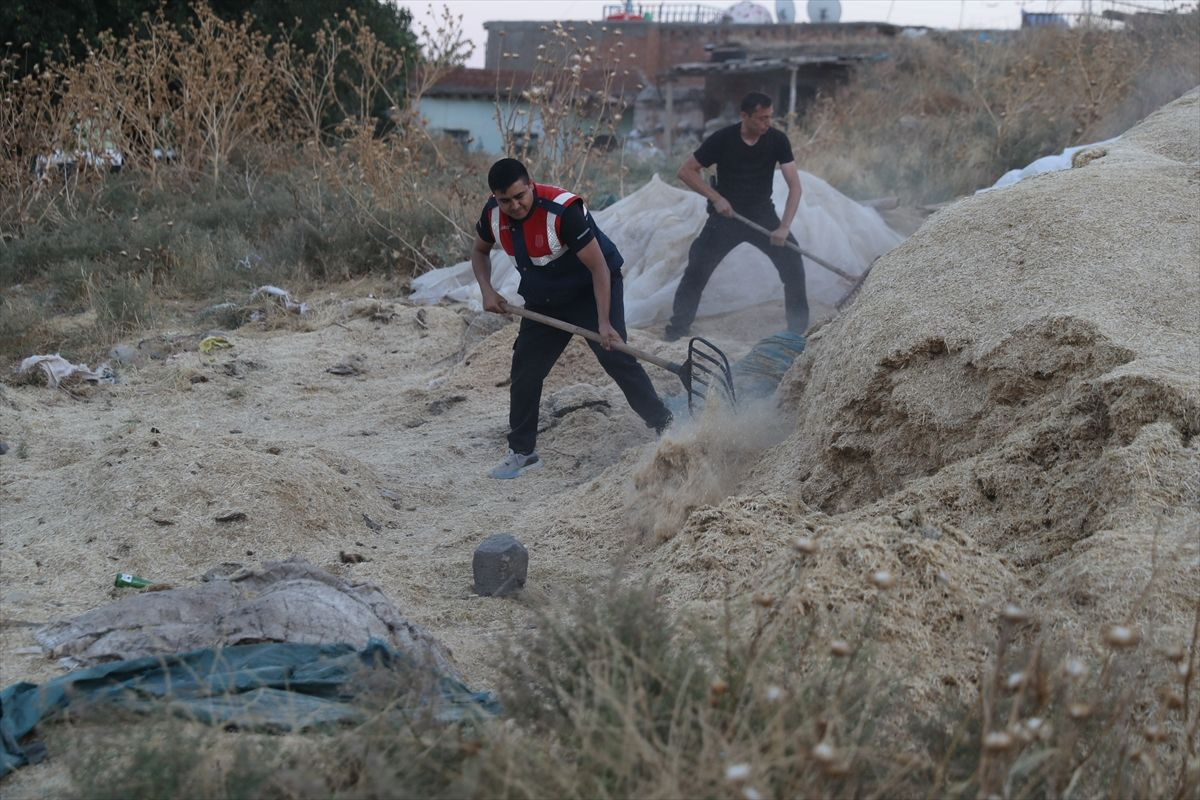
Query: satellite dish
xmin=807 ymin=0 xmax=842 ymax=23
xmin=776 ymin=0 xmax=796 ymax=23
xmin=727 ymin=1 xmax=774 ymax=24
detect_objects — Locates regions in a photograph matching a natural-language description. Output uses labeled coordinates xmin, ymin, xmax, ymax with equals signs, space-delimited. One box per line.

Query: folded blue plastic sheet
xmin=0 ymin=640 xmax=499 ymax=777
xmin=732 ymin=331 xmax=807 ymax=399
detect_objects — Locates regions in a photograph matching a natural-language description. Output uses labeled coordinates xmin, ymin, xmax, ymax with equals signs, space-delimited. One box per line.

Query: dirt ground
xmin=0 ymin=295 xmax=795 ymax=689
xmin=2 ymin=89 xmax=1198 ymax=796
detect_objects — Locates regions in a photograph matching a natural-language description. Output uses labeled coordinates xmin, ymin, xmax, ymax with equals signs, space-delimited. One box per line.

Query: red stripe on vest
xmin=495 ymin=183 xmax=581 ymax=265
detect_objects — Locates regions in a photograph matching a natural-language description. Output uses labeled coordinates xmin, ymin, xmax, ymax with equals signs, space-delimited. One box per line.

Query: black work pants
xmin=667 ymin=209 xmax=809 ymax=335
xmin=508 ymin=276 xmax=670 ymax=455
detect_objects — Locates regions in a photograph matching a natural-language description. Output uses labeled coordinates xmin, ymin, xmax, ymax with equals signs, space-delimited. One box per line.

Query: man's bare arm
xmin=770 ymin=161 xmax=804 ymax=246
xmin=470 ymin=234 xmax=506 ymax=313
xmin=577 ymin=239 xmax=620 ymax=350
xmin=677 ymin=155 xmax=733 ymax=216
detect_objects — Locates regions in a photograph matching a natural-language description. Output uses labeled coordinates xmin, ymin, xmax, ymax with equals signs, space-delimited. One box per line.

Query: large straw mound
xmin=724 ymin=88 xmax=1200 ymax=659
xmin=766 ymin=103 xmax=1197 ymax=511
xmin=552 ymin=89 xmax=1199 ymax=699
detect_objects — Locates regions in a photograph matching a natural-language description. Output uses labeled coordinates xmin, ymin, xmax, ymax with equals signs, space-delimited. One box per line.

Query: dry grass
xmin=791 ymin=14 xmax=1200 ymax=204
xmin=36 ymin=576 xmax=1198 ymax=799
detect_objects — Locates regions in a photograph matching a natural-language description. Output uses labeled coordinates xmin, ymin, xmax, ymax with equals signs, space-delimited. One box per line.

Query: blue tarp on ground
xmin=0 ymin=640 xmax=499 ymax=777
xmin=663 ymin=330 xmax=807 ymax=416
xmin=732 ymin=331 xmax=807 ymax=399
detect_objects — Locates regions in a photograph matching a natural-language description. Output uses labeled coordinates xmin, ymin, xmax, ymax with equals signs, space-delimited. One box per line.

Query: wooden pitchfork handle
xmin=501 ymin=303 xmax=684 ymax=377
xmin=729 ymin=211 xmax=858 ymax=284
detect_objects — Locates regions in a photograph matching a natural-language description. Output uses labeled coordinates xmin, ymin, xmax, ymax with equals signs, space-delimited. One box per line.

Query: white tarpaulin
xmin=410 ymin=171 xmax=905 ymax=327
xmin=977 ymin=137 xmax=1121 ymax=193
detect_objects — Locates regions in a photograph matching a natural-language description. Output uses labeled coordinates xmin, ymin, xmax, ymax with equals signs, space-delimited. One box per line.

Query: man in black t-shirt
xmin=665 ymin=92 xmax=808 ymax=340
xmin=470 ymin=158 xmax=671 ymax=479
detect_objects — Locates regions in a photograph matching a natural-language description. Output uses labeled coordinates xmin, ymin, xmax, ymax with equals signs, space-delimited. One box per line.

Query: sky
xmin=395 ymin=0 xmax=1195 ymax=68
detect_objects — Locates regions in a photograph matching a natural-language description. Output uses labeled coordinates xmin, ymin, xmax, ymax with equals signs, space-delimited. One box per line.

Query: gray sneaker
xmin=488 ymin=450 xmax=542 ymax=480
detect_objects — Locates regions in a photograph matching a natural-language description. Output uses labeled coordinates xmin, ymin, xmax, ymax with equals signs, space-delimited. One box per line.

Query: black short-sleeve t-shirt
xmin=476 ymin=199 xmax=595 ymax=253
xmin=693 ymin=124 xmax=794 ymax=213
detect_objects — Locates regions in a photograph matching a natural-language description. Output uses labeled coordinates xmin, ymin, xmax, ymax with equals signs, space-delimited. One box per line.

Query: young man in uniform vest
xmin=665 ymin=91 xmax=809 ymax=341
xmin=471 ymin=158 xmax=672 ymax=479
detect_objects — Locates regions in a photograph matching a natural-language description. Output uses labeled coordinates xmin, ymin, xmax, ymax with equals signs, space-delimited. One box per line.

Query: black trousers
xmin=508 ymin=276 xmax=670 ymax=455
xmin=667 ymin=208 xmax=809 ymax=335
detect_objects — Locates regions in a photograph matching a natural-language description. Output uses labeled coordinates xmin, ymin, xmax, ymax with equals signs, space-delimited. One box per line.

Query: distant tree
xmin=1 ymin=1 xmax=417 ymax=78
xmin=2 ymin=0 xmax=103 ymax=68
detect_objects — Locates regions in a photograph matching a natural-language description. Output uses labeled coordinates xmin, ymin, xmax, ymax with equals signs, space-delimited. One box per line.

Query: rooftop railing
xmin=601 ymin=3 xmax=726 ymax=24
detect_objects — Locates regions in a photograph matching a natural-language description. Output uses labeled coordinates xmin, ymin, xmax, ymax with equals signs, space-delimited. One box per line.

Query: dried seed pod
xmin=793 ymin=536 xmax=817 ymax=554
xmin=1142 ymin=724 xmax=1169 ymax=742
xmin=1023 ymin=717 xmax=1051 ymax=741
xmin=724 ymin=763 xmax=750 ymax=782
xmin=1068 ymin=702 xmax=1093 ymax=720
xmin=1157 ymin=685 xmax=1184 ymax=709
xmin=1102 ymin=624 xmax=1140 ymax=650
xmin=1158 ymin=643 xmax=1186 ymax=663
xmin=1001 ymin=603 xmax=1029 ymax=623
xmin=983 ymin=731 xmax=1014 ymax=752
xmin=812 ymin=742 xmax=836 ymax=763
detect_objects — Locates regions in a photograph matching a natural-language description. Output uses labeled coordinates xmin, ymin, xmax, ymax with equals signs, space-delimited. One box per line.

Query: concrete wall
xmin=418 ymin=97 xmax=634 ymax=155
xmin=417 ymin=97 xmax=521 ymax=153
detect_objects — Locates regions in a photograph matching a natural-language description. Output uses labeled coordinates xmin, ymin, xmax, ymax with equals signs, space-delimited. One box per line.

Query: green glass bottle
xmin=114 ymin=572 xmax=153 ymax=588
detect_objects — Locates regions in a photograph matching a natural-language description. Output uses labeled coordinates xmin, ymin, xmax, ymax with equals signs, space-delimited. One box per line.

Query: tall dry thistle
xmin=491 ymin=20 xmax=635 ymax=198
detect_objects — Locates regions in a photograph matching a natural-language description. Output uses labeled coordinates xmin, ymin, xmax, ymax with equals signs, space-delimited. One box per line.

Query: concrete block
xmin=472 ymin=533 xmax=528 ymax=597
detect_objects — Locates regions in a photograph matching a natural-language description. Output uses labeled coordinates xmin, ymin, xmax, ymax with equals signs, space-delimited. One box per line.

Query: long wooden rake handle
xmin=729 ymin=211 xmax=858 ymax=283
xmin=501 ymin=304 xmax=683 ymax=376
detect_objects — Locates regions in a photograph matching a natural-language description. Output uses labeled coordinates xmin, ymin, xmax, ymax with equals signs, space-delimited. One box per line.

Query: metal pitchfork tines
xmin=502 ymin=304 xmax=736 ymax=414
xmin=681 ymin=335 xmax=736 ymax=413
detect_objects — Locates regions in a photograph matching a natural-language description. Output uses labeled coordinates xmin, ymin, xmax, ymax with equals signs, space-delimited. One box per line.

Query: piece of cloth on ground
xmin=16 ymin=355 xmax=115 ymax=388
xmin=34 ymin=558 xmax=459 ymax=679
xmin=411 ymin=172 xmax=904 ymax=326
xmin=0 ymin=640 xmax=499 ymax=777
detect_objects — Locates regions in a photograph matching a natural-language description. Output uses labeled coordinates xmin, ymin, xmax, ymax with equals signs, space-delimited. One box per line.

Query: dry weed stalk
xmin=297 ymin=5 xmax=476 ymax=275
xmin=492 ymin=21 xmax=633 ymax=198
xmin=792 ymin=16 xmax=1199 ymax=203
xmin=39 ymin=556 xmax=1200 ymax=799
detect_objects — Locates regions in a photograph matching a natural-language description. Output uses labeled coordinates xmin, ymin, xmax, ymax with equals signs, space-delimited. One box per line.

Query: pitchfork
xmin=502 ymin=304 xmax=735 ymax=414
